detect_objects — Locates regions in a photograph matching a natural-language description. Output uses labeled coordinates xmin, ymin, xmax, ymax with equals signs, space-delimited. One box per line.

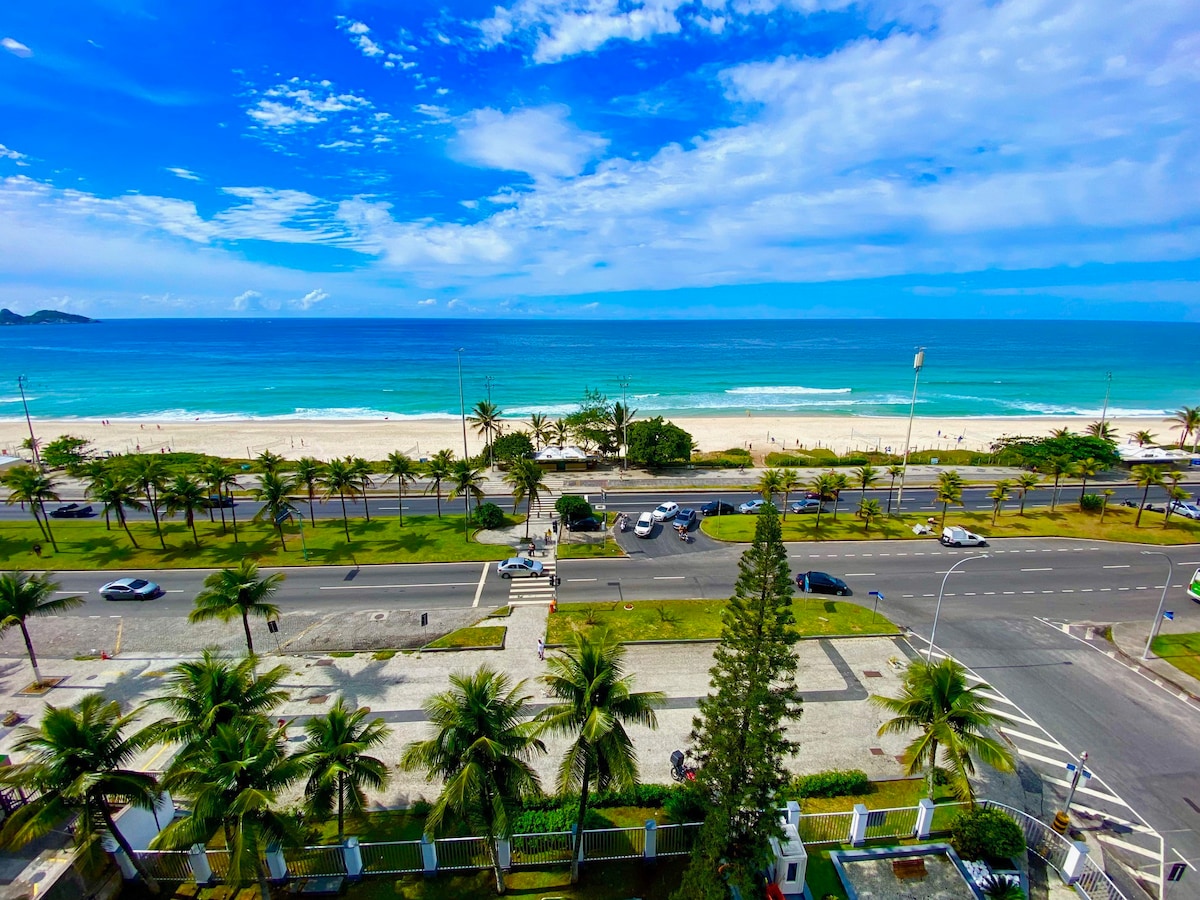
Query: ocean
xmin=0 ymin=318 xmax=1195 ymax=422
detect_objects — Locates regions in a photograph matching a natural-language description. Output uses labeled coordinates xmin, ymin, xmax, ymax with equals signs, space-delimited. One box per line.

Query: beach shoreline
xmin=0 ymin=414 xmax=1172 ymax=465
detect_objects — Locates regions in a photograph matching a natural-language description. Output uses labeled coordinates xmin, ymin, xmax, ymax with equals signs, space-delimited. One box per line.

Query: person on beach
xmin=537 ymin=638 xmax=545 ymax=661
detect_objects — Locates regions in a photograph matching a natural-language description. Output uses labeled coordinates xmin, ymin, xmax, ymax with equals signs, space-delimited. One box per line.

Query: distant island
xmin=0 ymin=308 xmax=96 ymax=326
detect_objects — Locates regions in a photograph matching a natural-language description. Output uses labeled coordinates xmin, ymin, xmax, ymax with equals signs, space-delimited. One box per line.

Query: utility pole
xmin=619 ymin=377 xmax=631 ymax=471
xmin=895 ymin=348 xmax=924 ymax=511
xmin=1099 ymin=371 xmax=1112 ymax=429
xmin=17 ymin=375 xmax=41 ymax=469
xmin=1052 ymin=750 xmax=1089 ymax=834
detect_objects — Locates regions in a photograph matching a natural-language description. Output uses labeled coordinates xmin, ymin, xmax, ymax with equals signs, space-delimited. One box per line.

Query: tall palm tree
xmin=401 ymin=667 xmax=545 ymax=895
xmin=1075 ymin=457 xmax=1102 ymax=504
xmin=777 ymin=469 xmax=799 ymax=520
xmin=872 ymin=657 xmax=1015 ymax=800
xmin=124 ymin=455 xmax=169 ymax=550
xmin=1163 ymin=472 xmax=1187 ymax=526
xmin=1169 ymin=406 xmax=1200 ymax=450
xmin=469 ymin=401 xmax=504 ymax=467
xmin=293 ymin=457 xmax=325 ymax=526
xmin=1131 ymin=464 xmax=1165 ymax=526
xmin=756 ymin=469 xmax=784 ymax=504
xmin=885 ymin=464 xmax=904 ymax=515
xmin=255 ymin=449 xmax=285 ymax=474
xmin=448 ymin=460 xmax=486 ymax=540
xmin=854 ymin=464 xmax=880 ymax=508
xmin=1085 ymin=420 xmax=1117 ymax=442
xmin=504 ymin=459 xmax=546 ymax=539
xmin=609 ymin=402 xmax=636 ymax=463
xmin=1100 ymin=488 xmax=1115 ymax=523
xmin=157 ymin=720 xmax=303 ymax=900
xmin=934 ymin=470 xmax=963 ymax=528
xmin=828 ymin=471 xmax=849 ymax=520
xmin=1015 ymin=472 xmax=1040 ymax=516
xmin=809 ymin=472 xmax=838 ymax=530
xmin=423 ymin=450 xmax=455 ymax=519
xmin=320 ymin=457 xmax=362 ymax=541
xmin=384 ymin=451 xmax=418 ymax=528
xmin=199 ymin=459 xmax=235 ymax=533
xmin=86 ymin=471 xmax=144 ymax=547
xmin=253 ymin=470 xmax=299 ymax=550
xmin=537 ymin=631 xmax=664 ymax=884
xmin=162 ymin=474 xmax=207 ymax=547
xmin=858 ymin=498 xmax=882 ymax=534
xmin=1041 ymin=456 xmax=1072 ymax=511
xmin=348 ymin=457 xmax=374 ymax=523
xmin=0 ymin=571 xmax=84 ymax=687
xmin=1 ymin=465 xmax=60 ymax=550
xmin=1131 ymin=430 xmax=1157 ymax=448
xmin=0 ymin=695 xmax=162 ymax=894
xmin=298 ymin=699 xmax=391 ymax=844
xmin=988 ymin=480 xmax=1012 ymax=525
xmin=206 ymin=461 xmax=243 ymax=542
xmin=527 ymin=413 xmax=551 ymax=450
xmin=189 ymin=560 xmax=284 ymax=655
xmin=550 ymin=420 xmax=569 ymax=448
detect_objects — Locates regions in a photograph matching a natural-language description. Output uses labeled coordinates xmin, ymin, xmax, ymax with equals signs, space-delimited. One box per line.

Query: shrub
xmin=555 ymin=495 xmax=592 ymax=521
xmin=765 ymin=453 xmax=815 ymax=467
xmin=1079 ymin=493 xmax=1104 ymax=512
xmin=784 ymin=769 xmax=870 ymax=799
xmin=474 ymin=502 xmax=506 ymax=529
xmin=950 ymin=806 xmax=1026 ymax=861
xmin=510 ymin=804 xmax=605 ymax=834
xmin=663 ymin=782 xmax=709 ymax=824
xmin=980 ymin=874 xmax=1025 ymax=899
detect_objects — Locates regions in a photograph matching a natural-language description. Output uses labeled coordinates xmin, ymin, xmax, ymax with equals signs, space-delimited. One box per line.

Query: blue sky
xmin=1 ymin=0 xmax=1198 ymax=319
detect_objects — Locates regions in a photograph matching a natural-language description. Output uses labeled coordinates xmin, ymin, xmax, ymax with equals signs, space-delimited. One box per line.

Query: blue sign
xmin=1165 ymin=611 xmax=1175 ymax=620
xmin=869 ymin=591 xmax=885 ymax=600
xmin=1065 ymin=763 xmax=1092 ymax=779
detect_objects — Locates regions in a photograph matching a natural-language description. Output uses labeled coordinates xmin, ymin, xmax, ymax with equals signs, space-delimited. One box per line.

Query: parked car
xmin=567 ymin=516 xmax=603 ymax=531
xmin=738 ymin=498 xmax=775 ymax=514
xmin=496 ymin=557 xmax=545 ymax=578
xmin=940 ymin=526 xmax=987 ymax=547
xmin=634 ymin=512 xmax=655 ymax=537
xmin=1168 ymin=500 xmax=1200 ymax=520
xmin=201 ymin=494 xmax=236 ymax=509
xmin=700 ymin=500 xmax=737 ymax=517
xmin=49 ymin=503 xmax=94 ymax=518
xmin=789 ymin=499 xmax=824 ymax=515
xmin=99 ymin=577 xmax=163 ymax=601
xmin=673 ymin=508 xmax=698 ymax=531
xmin=652 ymin=502 xmax=680 ymax=521
xmin=796 ymin=571 xmax=851 ymax=596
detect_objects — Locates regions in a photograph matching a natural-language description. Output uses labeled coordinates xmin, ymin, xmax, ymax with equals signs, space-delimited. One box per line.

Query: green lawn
xmin=797 ymin=777 xmax=953 ymax=813
xmin=1150 ymin=632 xmax=1200 ymax=682
xmin=0 ymin=514 xmax=515 ymax=570
xmin=425 ymin=625 xmax=507 ymax=649
xmin=555 ymin=539 xmax=625 ymax=558
xmin=546 ymin=597 xmax=897 ymax=644
xmin=702 ymin=504 xmax=1200 ymax=545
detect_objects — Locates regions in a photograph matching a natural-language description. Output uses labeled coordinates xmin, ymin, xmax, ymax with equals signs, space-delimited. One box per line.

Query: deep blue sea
xmin=0 ymin=318 xmax=1195 ymax=422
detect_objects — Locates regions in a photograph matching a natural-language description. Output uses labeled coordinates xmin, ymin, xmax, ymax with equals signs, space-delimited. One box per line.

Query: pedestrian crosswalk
xmin=506 ymin=493 xmax=559 ymax=606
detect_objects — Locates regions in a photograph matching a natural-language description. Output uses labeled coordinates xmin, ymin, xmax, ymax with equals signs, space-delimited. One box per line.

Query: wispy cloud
xmin=294 ymin=288 xmax=328 ymax=309
xmin=337 ymin=17 xmax=385 ymax=57
xmin=0 ymin=144 xmax=26 ymax=161
xmin=247 ymin=78 xmax=372 ymax=130
xmin=166 ymin=167 xmax=201 ymax=181
xmin=2 ymin=37 xmax=32 ymax=58
xmin=452 ymin=105 xmax=609 ymax=179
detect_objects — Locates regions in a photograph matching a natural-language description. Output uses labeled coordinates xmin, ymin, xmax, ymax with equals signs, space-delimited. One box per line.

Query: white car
xmin=652 ymin=502 xmax=680 ymax=521
xmin=496 ymin=557 xmax=545 ymax=578
xmin=1169 ymin=500 xmax=1200 ymax=520
xmin=634 ymin=512 xmax=655 ymax=537
xmin=940 ymin=526 xmax=987 ymax=547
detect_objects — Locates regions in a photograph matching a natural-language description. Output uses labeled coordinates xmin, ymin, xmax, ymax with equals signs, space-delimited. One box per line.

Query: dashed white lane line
xmin=472 ymin=562 xmax=489 ymax=609
xmin=653 ymin=576 xmax=686 ymax=580
xmin=1103 ymin=564 xmax=1130 ymax=569
xmin=1021 ymin=567 xmax=1053 ymax=572
xmin=321 ymin=582 xmax=480 ymax=590
xmin=999 ymin=727 xmax=1066 ymax=751
xmin=843 ymin=572 xmax=876 ymax=577
xmin=567 ymin=578 xmax=596 ymax=582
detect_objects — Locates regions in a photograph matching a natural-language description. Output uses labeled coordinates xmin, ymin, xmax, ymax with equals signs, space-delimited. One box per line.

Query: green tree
xmin=550 ymin=420 xmax=570 ymax=448
xmin=677 ymin=503 xmax=801 ymax=899
xmin=86 ymin=470 xmax=144 ymax=547
xmin=538 ymin=632 xmax=663 ymax=884
xmin=527 ymin=413 xmax=551 ymax=449
xmin=1085 ymin=420 xmax=1117 ymax=442
xmin=505 ymin=459 xmax=546 ymax=539
xmin=41 ymin=435 xmax=91 ymax=473
xmin=293 ymin=457 xmax=325 ymax=527
xmin=885 ymin=464 xmax=904 ymax=515
xmin=402 ymin=667 xmax=545 ymax=895
xmin=199 ymin=459 xmax=240 ymax=536
xmin=756 ymin=468 xmax=784 ymax=503
xmin=777 ymin=469 xmax=799 ymax=520
xmin=854 ymin=464 xmax=880 ymax=509
xmin=253 ymin=470 xmax=299 ymax=550
xmin=491 ymin=432 xmax=535 ymax=465
xmin=255 ymin=449 xmax=285 ymax=474
xmin=124 ymin=455 xmax=169 ymax=549
xmin=609 ymin=401 xmax=637 ymax=463
xmin=1040 ymin=456 xmax=1073 ymax=511
xmin=448 ymin=460 xmax=486 ymax=540
xmin=1169 ymin=406 xmax=1200 ymax=450
xmin=162 ymin=474 xmax=207 ymax=547
xmin=872 ymin=657 xmax=1015 ymax=800
xmin=828 ymin=471 xmax=849 ymax=520
xmin=858 ymin=498 xmax=883 ymax=534
xmin=0 ymin=571 xmax=85 ymax=687
xmin=1 ymin=465 xmax=60 ymax=549
xmin=0 ymin=695 xmax=162 ymax=894
xmin=563 ymin=388 xmax=616 ymax=454
xmin=809 ymin=472 xmax=838 ymax=530
xmin=423 ymin=450 xmax=455 ymax=519
xmin=935 ymin=470 xmax=964 ymax=528
xmin=1131 ymin=430 xmax=1157 ymax=448
xmin=1075 ymin=457 xmax=1102 ymax=504
xmin=384 ymin=451 xmax=417 ymax=527
xmin=625 ymin=417 xmax=694 ymax=467
xmin=1014 ymin=472 xmax=1040 ymax=516
xmin=988 ymin=480 xmax=1012 ymax=525
xmin=1163 ymin=472 xmax=1189 ymax=526
xmin=320 ymin=457 xmax=362 ymax=541
xmin=469 ymin=400 xmax=504 ymax=467
xmin=1131 ymin=464 xmax=1165 ymax=527
xmin=298 ymin=699 xmax=391 ymax=844
xmin=189 ymin=560 xmax=284 ymax=655
xmin=348 ymin=457 xmax=374 ymax=523
xmin=992 ymin=434 xmax=1119 ymax=470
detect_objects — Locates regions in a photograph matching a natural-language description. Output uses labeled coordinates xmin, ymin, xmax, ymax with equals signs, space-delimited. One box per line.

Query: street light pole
xmin=16 ymin=375 xmax=41 ymax=469
xmin=895 ymin=347 xmax=925 ymax=511
xmin=1099 ymin=371 xmax=1112 ymax=429
xmin=1141 ymin=550 xmax=1175 ymax=660
xmin=926 ymin=553 xmax=988 ymax=663
xmin=455 ymin=349 xmax=469 ymax=461
xmin=619 ymin=377 xmax=631 ymax=471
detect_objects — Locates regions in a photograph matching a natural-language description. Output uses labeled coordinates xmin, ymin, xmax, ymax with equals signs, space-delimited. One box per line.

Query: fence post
xmin=497 ymin=837 xmax=512 ymax=871
xmin=850 ymin=804 xmax=869 ymax=846
xmin=188 ymin=844 xmax=214 ymax=884
xmin=785 ymin=800 xmax=800 ymax=828
xmin=100 ymin=835 xmax=138 ymax=880
xmin=644 ymin=820 xmax=658 ymax=860
xmin=421 ymin=834 xmax=437 ymax=874
xmin=915 ymin=798 xmax=936 ymax=838
xmin=573 ymin=825 xmax=585 ymax=863
xmin=343 ymin=836 xmax=363 ymax=878
xmin=1060 ymin=840 xmax=1090 ymax=884
xmin=266 ymin=841 xmax=288 ymax=881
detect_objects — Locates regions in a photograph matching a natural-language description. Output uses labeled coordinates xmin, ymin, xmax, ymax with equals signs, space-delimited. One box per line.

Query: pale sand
xmin=0 ymin=415 xmax=1169 ymax=465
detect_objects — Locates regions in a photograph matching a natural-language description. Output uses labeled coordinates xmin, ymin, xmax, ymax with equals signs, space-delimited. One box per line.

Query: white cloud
xmin=232 ymin=289 xmax=263 ymax=311
xmin=2 ymin=37 xmax=32 ymax=58
xmin=418 ymin=298 xmax=438 ymax=306
xmin=294 ymin=288 xmax=328 ymax=309
xmin=166 ymin=166 xmax=201 ymax=181
xmin=446 ymin=298 xmax=462 ymax=308
xmin=0 ymin=144 xmax=26 ymax=160
xmin=337 ymin=18 xmax=385 ymax=57
xmin=319 ymin=139 xmax=363 ymax=150
xmin=247 ymin=80 xmax=372 ymax=130
xmin=452 ymin=105 xmax=609 ymax=179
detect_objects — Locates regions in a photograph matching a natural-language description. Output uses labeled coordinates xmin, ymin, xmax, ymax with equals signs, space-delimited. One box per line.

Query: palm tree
xmin=757 ymin=469 xmax=784 ymax=504
xmin=189 ymin=560 xmax=284 ymax=655
xmin=872 ymin=657 xmax=1015 ymax=800
xmin=401 ymin=667 xmax=545 ymax=895
xmin=934 ymin=470 xmax=963 ymax=528
xmin=298 ymin=699 xmax=391 ymax=844
xmin=1163 ymin=472 xmax=1188 ymax=526
xmin=86 ymin=471 xmax=144 ymax=547
xmin=858 ymin=498 xmax=882 ymax=534
xmin=448 ymin=460 xmax=486 ymax=540
xmin=1131 ymin=464 xmax=1165 ymax=527
xmin=384 ymin=451 xmax=418 ymax=527
xmin=163 ymin=474 xmax=207 ymax=547
xmin=1131 ymin=430 xmax=1157 ymax=448
xmin=1075 ymin=457 xmax=1102 ymax=504
xmin=293 ymin=457 xmax=325 ymax=526
xmin=205 ymin=461 xmax=243 ymax=542
xmin=423 ymin=450 xmax=455 ymax=519
xmin=253 ymin=471 xmax=299 ymax=550
xmin=255 ymin=449 xmax=285 ymax=474
xmin=988 ymin=480 xmax=1012 ymax=525
xmin=1041 ymin=456 xmax=1072 ymax=511
xmin=527 ymin=413 xmax=551 ymax=450
xmin=0 ymin=695 xmax=162 ymax=894
xmin=809 ymin=472 xmax=838 ymax=530
xmin=348 ymin=457 xmax=374 ymax=523
xmin=320 ymin=457 xmax=362 ymax=541
xmin=777 ymin=469 xmax=799 ymax=521
xmin=537 ymin=631 xmax=664 ymax=884
xmin=550 ymin=420 xmax=569 ymax=448
xmin=828 ymin=472 xmax=849 ymax=520
xmin=1100 ymin=488 xmax=1115 ymax=522
xmin=1 ymin=465 xmax=60 ymax=550
xmin=885 ymin=464 xmax=904 ymax=515
xmin=854 ymin=464 xmax=880 ymax=512
xmin=504 ymin=459 xmax=546 ymax=539
xmin=1169 ymin=406 xmax=1200 ymax=450
xmin=1014 ymin=472 xmax=1040 ymax=516
xmin=1049 ymin=427 xmax=1073 ymax=438
xmin=157 ymin=720 xmax=303 ymax=900
xmin=609 ymin=402 xmax=636 ymax=463
xmin=124 ymin=455 xmax=170 ymax=549
xmin=469 ymin=401 xmax=504 ymax=467
xmin=1085 ymin=420 xmax=1116 ymax=442
xmin=0 ymin=571 xmax=84 ymax=687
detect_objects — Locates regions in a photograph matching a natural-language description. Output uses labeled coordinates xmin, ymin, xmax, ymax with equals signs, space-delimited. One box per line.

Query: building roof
xmin=533 ymin=445 xmax=590 ymax=461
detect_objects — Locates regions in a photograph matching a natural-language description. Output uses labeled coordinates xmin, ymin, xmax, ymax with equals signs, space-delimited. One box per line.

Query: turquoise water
xmin=0 ymin=318 xmax=1194 ymax=421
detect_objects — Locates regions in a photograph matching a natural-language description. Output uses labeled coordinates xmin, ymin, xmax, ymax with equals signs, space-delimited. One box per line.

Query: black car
xmin=50 ymin=503 xmax=94 ymax=518
xmin=700 ymin=500 xmax=737 ymax=517
xmin=796 ymin=571 xmax=851 ymax=596
xmin=201 ymin=495 xmax=236 ymax=509
xmin=567 ymin=516 xmax=603 ymax=531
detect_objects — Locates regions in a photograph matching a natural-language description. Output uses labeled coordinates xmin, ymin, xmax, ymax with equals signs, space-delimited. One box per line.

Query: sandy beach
xmin=0 ymin=415 xmax=1171 ymax=466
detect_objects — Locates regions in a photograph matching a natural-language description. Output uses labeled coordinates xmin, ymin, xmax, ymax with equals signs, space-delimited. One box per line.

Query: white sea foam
xmin=725 ymin=386 xmax=852 ymax=395
xmin=503 ymin=403 xmax=580 ymax=417
xmin=1000 ymin=401 xmax=1171 ymax=417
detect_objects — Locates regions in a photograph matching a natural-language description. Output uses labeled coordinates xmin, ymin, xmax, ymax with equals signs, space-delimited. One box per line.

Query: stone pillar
xmin=1061 ymin=840 xmax=1090 ymax=884
xmin=265 ymin=842 xmax=287 ymax=881
xmin=644 ymin=820 xmax=657 ymax=860
xmin=915 ymin=798 xmax=936 ymax=839
xmin=188 ymin=843 xmax=214 ymax=884
xmin=785 ymin=800 xmax=801 ymax=829
xmin=342 ymin=837 xmax=363 ymax=878
xmin=497 ymin=837 xmax=512 ymax=871
xmin=100 ymin=835 xmax=138 ymax=880
xmin=421 ymin=834 xmax=437 ymax=874
xmin=850 ymin=804 xmax=869 ymax=846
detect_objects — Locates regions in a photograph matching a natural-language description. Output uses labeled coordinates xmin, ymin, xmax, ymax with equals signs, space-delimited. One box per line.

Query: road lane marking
xmin=320 ymin=582 xmax=479 ymax=590
xmin=1103 ymin=565 xmax=1129 ymax=569
xmin=843 ymin=573 xmax=875 ymax=577
xmin=1021 ymin=567 xmax=1053 ymax=572
xmin=472 ymin=563 xmax=488 ymax=609
xmin=164 ymin=590 xmax=185 ymax=593
xmin=567 ymin=578 xmax=597 ymax=582
xmin=653 ymin=576 xmax=686 ymax=580
xmin=55 ymin=590 xmax=88 ymax=595
xmin=999 ymin=727 xmax=1064 ymax=750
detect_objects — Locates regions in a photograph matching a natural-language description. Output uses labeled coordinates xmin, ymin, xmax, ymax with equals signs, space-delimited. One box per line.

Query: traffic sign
xmin=1164 ymin=611 xmax=1175 ymax=620
xmin=869 ymin=591 xmax=885 ymax=600
xmin=1065 ymin=763 xmax=1092 ymax=779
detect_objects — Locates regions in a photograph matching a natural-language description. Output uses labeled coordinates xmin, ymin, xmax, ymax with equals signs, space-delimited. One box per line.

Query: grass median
xmin=1149 ymin=633 xmax=1200 ymax=682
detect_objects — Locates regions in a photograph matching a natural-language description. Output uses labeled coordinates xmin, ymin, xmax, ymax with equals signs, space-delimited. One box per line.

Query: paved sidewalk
xmin=1107 ymin=618 xmax=1200 ymax=705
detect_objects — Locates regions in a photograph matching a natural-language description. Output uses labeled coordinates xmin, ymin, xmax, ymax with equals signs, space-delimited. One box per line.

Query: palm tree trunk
xmin=435 ymin=482 xmax=443 ymax=517
xmin=524 ymin=496 xmax=533 ymax=539
xmin=463 ymin=493 xmax=471 ymax=542
xmin=940 ymin=502 xmax=949 ymax=528
xmin=1136 ymin=485 xmax=1150 ymax=525
xmin=118 ymin=508 xmax=139 ymax=548
xmin=926 ymin=738 xmax=939 ymax=798
xmin=1051 ymin=476 xmax=1060 ymax=511
xmin=569 ymin=766 xmax=591 ymax=884
xmin=217 ymin=491 xmax=227 ymax=531
xmin=230 ymin=500 xmax=240 ymax=543
xmin=104 ymin=507 xmax=111 ymax=530
xmin=241 ymin=609 xmax=255 ymax=655
xmin=189 ymin=513 xmax=199 ymax=547
xmin=146 ymin=489 xmax=166 ymax=549
xmin=362 ymin=480 xmax=371 ymax=522
xmin=276 ymin=522 xmax=288 ymax=550
xmin=19 ymin=622 xmax=42 ymax=687
xmin=397 ymin=486 xmax=404 ymax=527
xmin=489 ymin=834 xmax=507 ymax=895
xmin=1079 ymin=477 xmax=1088 ymax=504
xmin=339 ymin=492 xmax=350 ymax=541
xmin=99 ymin=797 xmax=161 ymax=895
xmin=255 ymin=853 xmax=274 ymax=900
xmin=38 ymin=501 xmax=59 ymax=551
xmin=29 ymin=504 xmax=49 ymax=541
xmin=337 ymin=773 xmax=345 ymax=844
xmin=886 ymin=477 xmax=896 ymax=515
xmin=307 ymin=486 xmax=317 ymax=526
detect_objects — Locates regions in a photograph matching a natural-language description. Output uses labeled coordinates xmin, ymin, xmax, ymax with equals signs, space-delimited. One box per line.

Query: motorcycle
xmin=670 ymin=749 xmax=697 ymax=782
xmin=618 ymin=515 xmax=628 ymax=532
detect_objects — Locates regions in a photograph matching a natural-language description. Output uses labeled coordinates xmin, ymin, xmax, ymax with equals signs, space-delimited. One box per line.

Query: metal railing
xmin=286 ymin=845 xmax=346 ymax=878
xmin=582 ymin=826 xmax=644 ymax=860
xmin=360 ymin=840 xmax=423 ymax=875
xmin=794 ymin=811 xmax=853 ymax=845
xmin=655 ymin=823 xmax=701 ymax=857
xmin=434 ymin=836 xmax=491 ymax=871
xmin=929 ymin=800 xmax=972 ymax=833
xmin=862 ymin=805 xmax=919 ymax=841
xmin=1076 ymin=856 xmax=1128 ymax=900
xmin=511 ymin=830 xmax=574 ymax=866
xmin=132 ymin=850 xmax=193 ymax=882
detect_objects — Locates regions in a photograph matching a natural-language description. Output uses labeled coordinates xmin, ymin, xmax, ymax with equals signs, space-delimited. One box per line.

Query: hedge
xmin=783 ymin=769 xmax=871 ymax=799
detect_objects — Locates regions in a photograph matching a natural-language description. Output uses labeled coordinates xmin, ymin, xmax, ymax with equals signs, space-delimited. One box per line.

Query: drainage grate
xmin=863 ymin=670 xmax=883 ymax=678
xmin=316 ymin=659 xmax=334 ymax=666
xmin=870 ymin=747 xmax=884 ymax=756
xmin=307 ymin=694 xmax=329 ymax=705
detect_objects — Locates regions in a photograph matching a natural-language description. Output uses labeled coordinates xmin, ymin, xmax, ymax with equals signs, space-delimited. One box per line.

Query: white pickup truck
xmin=940 ymin=526 xmax=988 ymax=547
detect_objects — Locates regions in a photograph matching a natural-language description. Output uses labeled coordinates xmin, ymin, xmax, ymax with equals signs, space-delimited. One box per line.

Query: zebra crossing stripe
xmin=1040 ymin=775 xmax=1128 ymax=807
xmin=1097 ymin=834 xmax=1164 ymax=863
xmin=998 ymin=727 xmax=1067 ymax=752
xmin=1069 ymin=804 xmax=1157 ymax=836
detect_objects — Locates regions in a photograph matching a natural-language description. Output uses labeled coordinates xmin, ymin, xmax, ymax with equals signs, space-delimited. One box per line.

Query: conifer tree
xmin=675 ymin=503 xmax=803 ymax=899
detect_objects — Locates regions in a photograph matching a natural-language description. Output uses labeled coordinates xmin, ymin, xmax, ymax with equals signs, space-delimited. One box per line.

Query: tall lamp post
xmin=16 ymin=375 xmax=41 ymax=469
xmin=618 ymin=377 xmax=631 ymax=471
xmin=926 ymin=553 xmax=988 ymax=663
xmin=1099 ymin=371 xmax=1112 ymax=429
xmin=455 ymin=349 xmax=469 ymax=461
xmin=1141 ymin=550 xmax=1174 ymax=660
xmin=895 ymin=347 xmax=925 ymax=511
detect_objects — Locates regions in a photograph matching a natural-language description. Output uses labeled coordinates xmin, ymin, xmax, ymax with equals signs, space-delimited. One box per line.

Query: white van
xmin=941 ymin=526 xmax=987 ymax=547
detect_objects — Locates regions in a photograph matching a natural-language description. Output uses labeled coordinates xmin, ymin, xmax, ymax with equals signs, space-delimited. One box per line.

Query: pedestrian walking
xmin=537 ymin=638 xmax=545 ymax=661
xmin=31 ymin=543 xmax=42 ymax=558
